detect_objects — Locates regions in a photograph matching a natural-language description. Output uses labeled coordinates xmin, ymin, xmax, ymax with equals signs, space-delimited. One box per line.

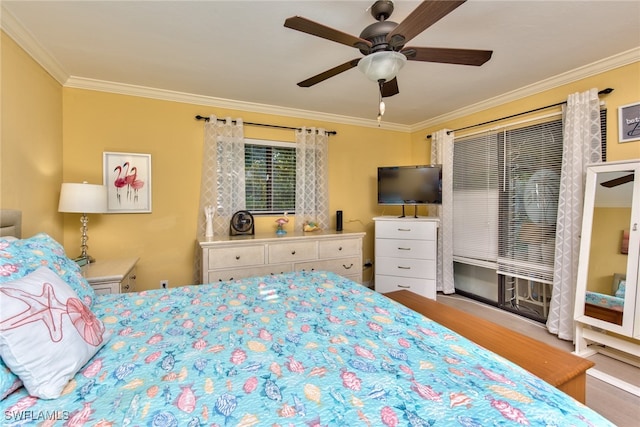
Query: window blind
xmin=496 ymin=119 xmax=564 ymax=284
xmin=244 ymin=140 xmax=296 ymax=214
xmin=452 ymin=132 xmax=499 ymax=267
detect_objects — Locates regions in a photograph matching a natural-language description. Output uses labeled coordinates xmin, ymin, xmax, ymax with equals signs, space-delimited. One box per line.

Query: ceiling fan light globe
xmin=357 ymin=51 xmax=406 ymax=82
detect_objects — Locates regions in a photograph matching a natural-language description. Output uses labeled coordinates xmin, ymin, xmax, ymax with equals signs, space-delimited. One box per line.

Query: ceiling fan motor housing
xmin=359 ymin=20 xmax=400 ymax=54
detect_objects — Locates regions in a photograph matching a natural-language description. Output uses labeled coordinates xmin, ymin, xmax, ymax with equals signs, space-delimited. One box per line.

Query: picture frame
xmin=103 ymin=152 xmax=152 ymax=213
xmin=618 ymin=102 xmax=640 ymax=143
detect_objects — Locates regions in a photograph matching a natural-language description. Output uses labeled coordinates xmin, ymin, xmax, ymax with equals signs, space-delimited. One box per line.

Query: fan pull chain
xmin=377 ymin=80 xmax=386 ymax=126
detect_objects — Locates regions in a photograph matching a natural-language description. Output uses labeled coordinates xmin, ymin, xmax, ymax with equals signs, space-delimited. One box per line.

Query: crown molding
xmin=1 ymin=4 xmax=68 ymax=84
xmin=64 ymin=76 xmax=411 ymax=132
xmin=410 ymin=47 xmax=640 ymax=133
xmin=4 ymin=1 xmax=636 ymax=134
xmin=0 ymin=2 xmax=407 ymax=133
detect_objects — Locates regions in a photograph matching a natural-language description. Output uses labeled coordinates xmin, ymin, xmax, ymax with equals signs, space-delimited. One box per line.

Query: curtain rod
xmin=195 ymin=115 xmax=337 ymax=135
xmin=425 ymin=87 xmax=614 ymax=139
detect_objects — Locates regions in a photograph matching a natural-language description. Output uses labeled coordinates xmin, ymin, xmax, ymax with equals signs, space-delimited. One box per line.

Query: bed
xmin=0 ymin=232 xmax=613 ymax=426
xmin=584 ymin=274 xmax=625 ymax=325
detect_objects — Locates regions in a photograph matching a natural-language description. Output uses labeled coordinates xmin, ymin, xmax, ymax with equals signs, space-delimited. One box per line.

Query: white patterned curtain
xmin=194 ymin=116 xmax=245 ymax=282
xmin=295 ymin=127 xmax=329 ymax=230
xmin=430 ymin=129 xmax=455 ymax=294
xmin=547 ymin=89 xmax=602 ymax=340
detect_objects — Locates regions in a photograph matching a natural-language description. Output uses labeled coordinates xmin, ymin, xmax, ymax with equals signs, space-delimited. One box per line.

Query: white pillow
xmin=0 ymin=267 xmax=110 ymax=399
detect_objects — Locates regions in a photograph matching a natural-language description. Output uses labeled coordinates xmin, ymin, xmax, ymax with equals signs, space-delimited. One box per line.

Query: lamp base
xmin=73 ymin=255 xmax=95 ymax=266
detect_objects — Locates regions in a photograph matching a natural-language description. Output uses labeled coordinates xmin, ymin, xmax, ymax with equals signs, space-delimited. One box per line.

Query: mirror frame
xmin=574 ymin=160 xmax=640 ymax=338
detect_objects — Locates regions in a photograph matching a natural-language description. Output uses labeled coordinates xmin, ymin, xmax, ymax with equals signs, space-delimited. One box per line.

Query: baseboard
xmin=587 ymin=368 xmax=640 ymax=397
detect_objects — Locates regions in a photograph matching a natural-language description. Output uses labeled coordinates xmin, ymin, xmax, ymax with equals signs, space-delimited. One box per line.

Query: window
xmin=244 ymin=139 xmax=296 ymax=214
xmin=453 ymin=110 xmax=607 ymax=321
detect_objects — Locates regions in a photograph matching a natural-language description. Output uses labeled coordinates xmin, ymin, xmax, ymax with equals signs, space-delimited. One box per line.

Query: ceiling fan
xmin=284 ymin=0 xmax=493 ymax=99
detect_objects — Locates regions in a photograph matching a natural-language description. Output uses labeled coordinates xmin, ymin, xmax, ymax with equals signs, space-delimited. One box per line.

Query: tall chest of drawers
xmin=199 ymin=230 xmax=365 ymax=284
xmin=374 ymin=216 xmax=439 ymax=299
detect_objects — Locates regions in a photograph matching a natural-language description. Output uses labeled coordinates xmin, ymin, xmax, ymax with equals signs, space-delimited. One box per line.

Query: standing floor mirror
xmin=574 ymin=160 xmax=640 ymax=370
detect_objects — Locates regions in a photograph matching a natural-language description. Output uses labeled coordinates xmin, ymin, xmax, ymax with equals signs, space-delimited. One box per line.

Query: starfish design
xmin=0 ymin=282 xmax=67 ymax=342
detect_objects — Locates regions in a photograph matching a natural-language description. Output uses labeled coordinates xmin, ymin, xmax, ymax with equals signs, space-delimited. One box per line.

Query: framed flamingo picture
xmin=103 ymin=152 xmax=152 ymax=213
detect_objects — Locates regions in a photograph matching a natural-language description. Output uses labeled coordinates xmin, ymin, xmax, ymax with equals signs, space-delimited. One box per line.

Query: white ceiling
xmin=3 ymin=1 xmax=640 ymax=128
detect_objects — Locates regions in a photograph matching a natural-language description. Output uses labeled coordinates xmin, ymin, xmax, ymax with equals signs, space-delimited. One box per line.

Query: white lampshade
xmin=58 ymin=182 xmax=107 ymax=213
xmin=357 ymin=51 xmax=407 ymax=82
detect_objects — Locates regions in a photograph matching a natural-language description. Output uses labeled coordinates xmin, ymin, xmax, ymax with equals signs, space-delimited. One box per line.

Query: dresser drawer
xmin=375 ymin=275 xmax=436 ymax=299
xmin=208 ymin=245 xmax=265 ymax=269
xmin=319 ymin=238 xmax=361 ymax=259
xmin=376 ymin=220 xmax=436 ymax=240
xmin=269 ymin=241 xmax=317 ymax=263
xmin=207 ymin=264 xmax=293 ymax=282
xmin=376 ymin=239 xmax=435 ymax=260
xmin=376 ymin=256 xmax=436 ymax=279
xmin=295 ymin=256 xmax=360 ymax=277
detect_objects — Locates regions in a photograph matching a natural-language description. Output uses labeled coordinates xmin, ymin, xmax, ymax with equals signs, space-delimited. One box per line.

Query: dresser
xmin=374 ymin=216 xmax=439 ymax=299
xmin=199 ymin=230 xmax=365 ymax=284
xmin=83 ymin=257 xmax=139 ymax=295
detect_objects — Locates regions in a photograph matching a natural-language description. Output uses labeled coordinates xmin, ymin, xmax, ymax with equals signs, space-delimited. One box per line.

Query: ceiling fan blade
xmin=600 ymin=173 xmax=634 ymax=188
xmin=381 ymin=77 xmax=399 ymax=98
xmin=387 ymin=0 xmax=467 ymax=47
xmin=284 ymin=16 xmax=372 ymax=50
xmin=297 ymin=58 xmax=361 ymax=87
xmin=403 ymin=47 xmax=492 ymax=66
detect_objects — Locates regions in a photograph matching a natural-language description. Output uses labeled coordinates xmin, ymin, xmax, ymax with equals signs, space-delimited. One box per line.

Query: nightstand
xmin=83 ymin=257 xmax=139 ymax=295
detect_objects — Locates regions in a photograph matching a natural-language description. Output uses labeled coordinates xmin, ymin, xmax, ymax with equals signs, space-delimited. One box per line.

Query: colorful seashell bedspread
xmin=585 ymin=290 xmax=624 ymax=311
xmin=2 ymin=271 xmax=612 ymax=426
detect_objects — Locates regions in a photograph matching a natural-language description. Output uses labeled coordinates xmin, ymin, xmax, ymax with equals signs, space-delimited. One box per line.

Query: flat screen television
xmin=378 ymin=164 xmax=442 ymax=205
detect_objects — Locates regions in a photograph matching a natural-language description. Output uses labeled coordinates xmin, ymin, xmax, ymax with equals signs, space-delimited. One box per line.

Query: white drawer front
xmin=376 ymin=239 xmax=435 ymax=260
xmin=375 ymin=275 xmax=437 ymax=299
xmin=91 ymin=283 xmax=119 ymax=295
xmin=269 ymin=241 xmax=317 ymax=263
xmin=208 ymin=264 xmax=293 ymax=283
xmin=342 ymin=272 xmax=363 ymax=284
xmin=376 ymin=220 xmax=436 ymax=240
xmin=208 ymin=245 xmax=265 ymax=268
xmin=318 ymin=238 xmax=361 ymax=259
xmin=295 ymin=256 xmax=360 ymax=277
xmin=124 ymin=268 xmax=136 ymax=292
xmin=376 ymin=257 xmax=436 ymax=279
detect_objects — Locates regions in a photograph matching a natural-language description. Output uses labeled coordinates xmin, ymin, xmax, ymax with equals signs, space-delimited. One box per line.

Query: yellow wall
xmin=1 ymin=32 xmax=63 ymax=239
xmin=412 ymin=62 xmax=640 ymax=161
xmin=62 ymin=89 xmax=411 ymax=289
xmin=4 ymin=28 xmax=639 ymax=292
xmin=587 ymin=207 xmax=631 ymax=294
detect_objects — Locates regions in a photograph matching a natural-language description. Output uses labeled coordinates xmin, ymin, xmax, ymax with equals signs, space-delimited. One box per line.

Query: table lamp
xmin=58 ymin=182 xmax=107 ymax=263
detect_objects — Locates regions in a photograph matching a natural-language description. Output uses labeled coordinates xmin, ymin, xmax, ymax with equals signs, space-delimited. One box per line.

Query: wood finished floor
xmin=435 ymin=293 xmax=640 ymax=427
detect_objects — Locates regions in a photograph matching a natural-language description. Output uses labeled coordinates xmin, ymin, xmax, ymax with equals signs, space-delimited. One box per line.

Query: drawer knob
xmin=130 ymin=275 xmax=137 ymax=280
xmin=398 ymin=247 xmax=411 ymax=251
xmin=397 ymin=228 xmax=411 ymax=232
xmin=398 ymin=266 xmax=411 ymax=270
xmin=338 ymin=246 xmax=343 ymax=251
xmin=291 ymin=250 xmax=296 ymax=255
xmin=398 ymin=285 xmax=411 ymax=288
xmin=236 ymin=255 xmax=241 ymax=260
xmin=342 ymin=263 xmax=353 ymax=270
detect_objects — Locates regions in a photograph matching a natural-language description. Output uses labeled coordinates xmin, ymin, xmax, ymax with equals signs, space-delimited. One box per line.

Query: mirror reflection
xmin=584 ymin=170 xmax=634 ymax=325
